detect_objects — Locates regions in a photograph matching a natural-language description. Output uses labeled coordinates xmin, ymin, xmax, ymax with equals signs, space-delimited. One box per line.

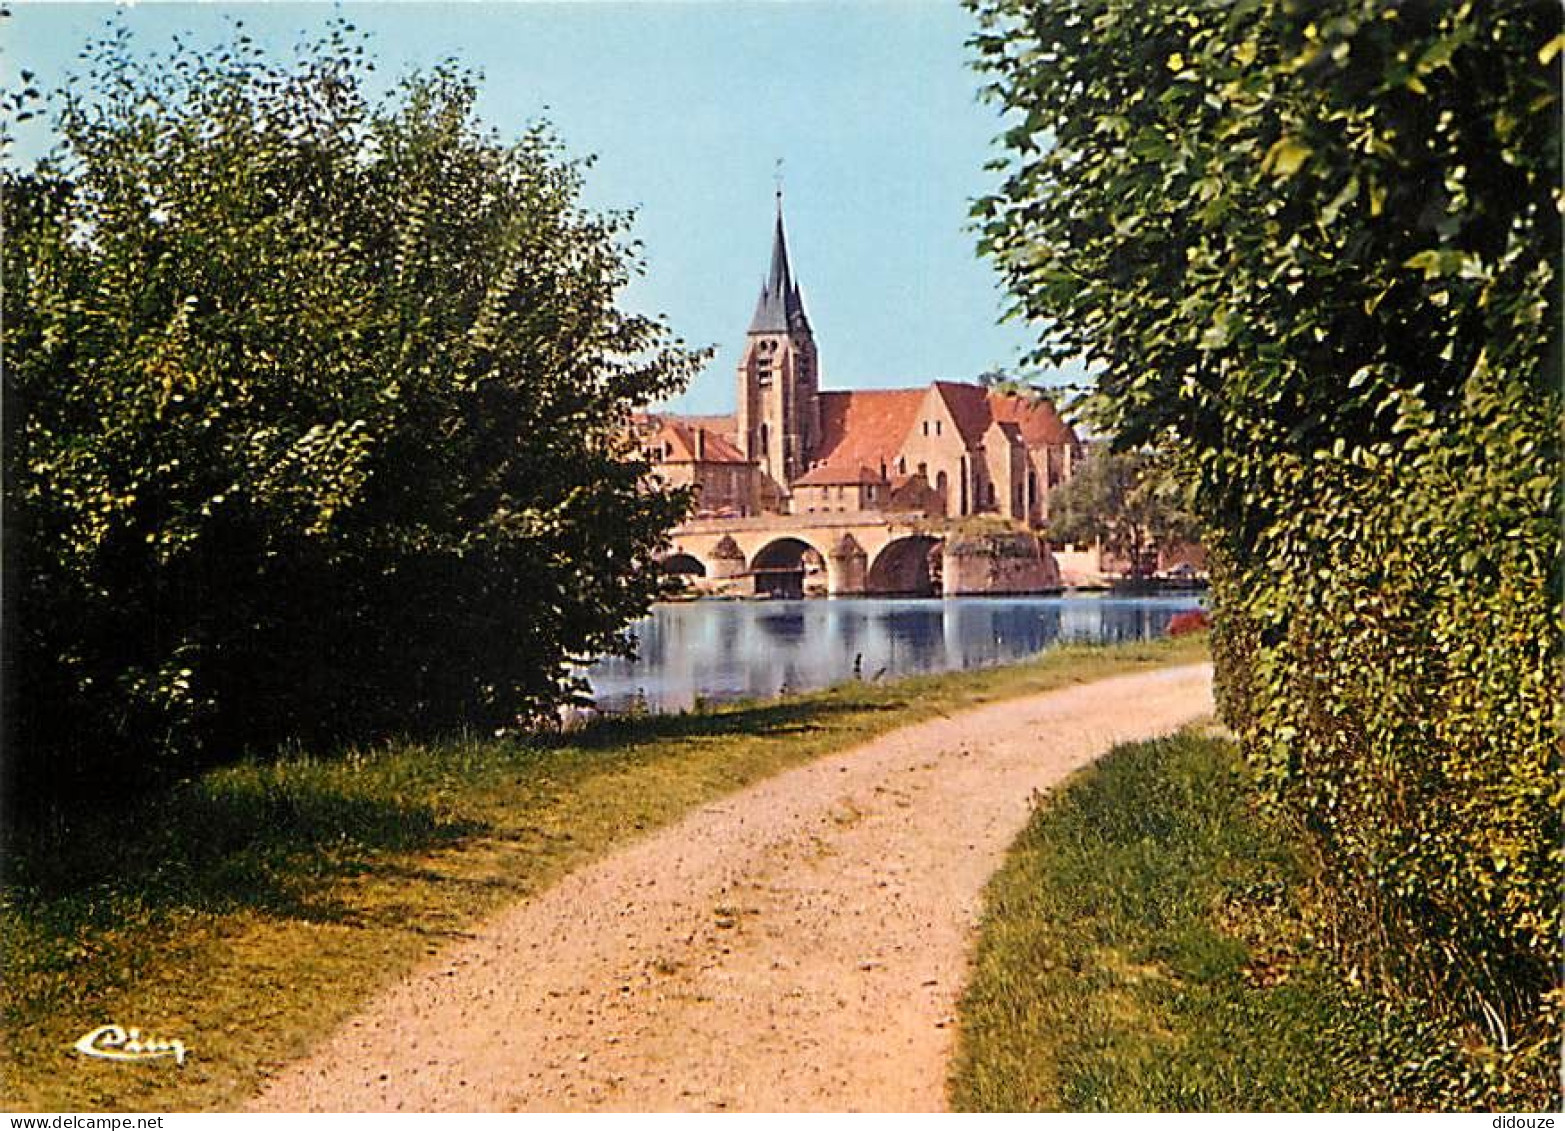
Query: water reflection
xmin=583 ymin=594 xmax=1204 ymax=714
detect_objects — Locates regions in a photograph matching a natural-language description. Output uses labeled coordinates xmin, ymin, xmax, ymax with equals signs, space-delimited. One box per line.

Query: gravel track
xmin=252 ymin=662 xmax=1214 ymax=1112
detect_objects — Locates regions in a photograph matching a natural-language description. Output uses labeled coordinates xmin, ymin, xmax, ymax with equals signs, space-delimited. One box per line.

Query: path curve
xmin=253 ymin=663 xmax=1213 ymax=1112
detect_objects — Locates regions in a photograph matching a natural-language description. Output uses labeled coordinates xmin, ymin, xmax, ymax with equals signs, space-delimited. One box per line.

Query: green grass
xmin=2 ymin=633 xmax=1206 ymax=1112
xmin=950 ymin=728 xmax=1371 ymax=1112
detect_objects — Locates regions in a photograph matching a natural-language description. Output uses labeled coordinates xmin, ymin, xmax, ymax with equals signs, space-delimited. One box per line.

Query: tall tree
xmin=3 ymin=21 xmax=703 ymax=798
xmin=1046 ymin=449 xmax=1195 ymax=580
xmin=968 ymin=0 xmax=1561 ymax=1106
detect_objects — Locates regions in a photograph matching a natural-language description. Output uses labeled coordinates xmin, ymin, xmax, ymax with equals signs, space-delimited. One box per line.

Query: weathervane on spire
xmin=748 ymin=166 xmax=811 ymax=337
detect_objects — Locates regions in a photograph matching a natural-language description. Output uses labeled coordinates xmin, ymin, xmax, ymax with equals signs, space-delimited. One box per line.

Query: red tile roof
xmin=932 ymin=381 xmax=994 ymax=447
xmin=793 ymin=463 xmax=887 ymax=487
xmin=814 ymin=389 xmax=926 ymax=469
xmin=645 ymin=417 xmax=748 ymax=464
xmin=640 ymin=385 xmax=1075 ymax=479
xmin=677 ymin=414 xmax=738 ymax=441
xmin=986 ymin=389 xmax=1077 ymax=446
xmin=815 ymin=383 xmax=1075 ymax=463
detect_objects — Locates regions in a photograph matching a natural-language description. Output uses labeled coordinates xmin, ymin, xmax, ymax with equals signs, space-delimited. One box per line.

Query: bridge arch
xmin=659 ymin=552 xmax=706 ymax=577
xmin=866 ymin=535 xmax=944 ymax=597
xmin=749 ymin=536 xmax=828 ymax=599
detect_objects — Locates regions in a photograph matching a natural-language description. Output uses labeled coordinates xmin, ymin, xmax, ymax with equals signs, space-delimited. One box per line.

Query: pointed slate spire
xmin=748 ymin=190 xmax=812 ymax=335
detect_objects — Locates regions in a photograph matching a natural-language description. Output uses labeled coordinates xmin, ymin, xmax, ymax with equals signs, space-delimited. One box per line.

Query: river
xmin=582 ymin=592 xmax=1205 ymax=713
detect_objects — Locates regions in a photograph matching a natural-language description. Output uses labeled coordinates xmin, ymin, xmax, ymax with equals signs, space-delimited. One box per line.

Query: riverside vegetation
xmin=2 ymin=20 xmax=700 ymax=806
xmin=969 ymin=0 xmax=1561 ymax=1106
xmin=954 ymin=730 xmax=1385 ymax=1111
xmin=0 ymin=636 xmax=1206 ymax=1112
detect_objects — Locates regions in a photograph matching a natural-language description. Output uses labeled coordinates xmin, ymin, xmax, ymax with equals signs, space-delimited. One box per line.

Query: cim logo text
xmin=73 ymin=1024 xmax=188 ymax=1066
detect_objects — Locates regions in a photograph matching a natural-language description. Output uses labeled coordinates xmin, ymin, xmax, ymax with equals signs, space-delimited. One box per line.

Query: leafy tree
xmin=2 ymin=21 xmax=702 ymax=800
xmin=969 ymin=0 xmax=1560 ymax=1106
xmin=1045 ymin=448 xmax=1196 ymax=579
xmin=975 ymin=365 xmax=1033 ymax=396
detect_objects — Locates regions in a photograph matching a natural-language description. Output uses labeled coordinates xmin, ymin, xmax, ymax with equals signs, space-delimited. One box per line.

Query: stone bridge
xmin=660 ymin=513 xmax=1060 ymax=598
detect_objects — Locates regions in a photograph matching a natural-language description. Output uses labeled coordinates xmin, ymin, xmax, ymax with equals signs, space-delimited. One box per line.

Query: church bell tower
xmin=737 ymin=193 xmax=820 ymax=493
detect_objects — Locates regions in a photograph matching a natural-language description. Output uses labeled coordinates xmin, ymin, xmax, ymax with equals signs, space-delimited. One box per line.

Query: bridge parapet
xmin=673 ymin=511 xmax=927 ymax=538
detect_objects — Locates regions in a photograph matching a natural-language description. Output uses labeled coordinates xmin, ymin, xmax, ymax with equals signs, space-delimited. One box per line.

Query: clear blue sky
xmin=4 ymin=1 xmax=1082 ymax=414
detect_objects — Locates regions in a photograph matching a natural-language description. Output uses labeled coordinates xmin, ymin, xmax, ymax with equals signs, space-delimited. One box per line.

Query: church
xmin=637 ymin=200 xmax=1084 ymax=524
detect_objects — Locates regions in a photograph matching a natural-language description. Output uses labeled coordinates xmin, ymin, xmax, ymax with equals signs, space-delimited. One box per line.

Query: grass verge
xmin=950 ymin=728 xmax=1372 ymax=1112
xmin=3 ymin=632 xmax=1206 ymax=1111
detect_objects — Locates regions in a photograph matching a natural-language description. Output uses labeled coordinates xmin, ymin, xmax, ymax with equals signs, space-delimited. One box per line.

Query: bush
xmin=2 ymin=23 xmax=701 ymax=801
xmin=1164 ymin=609 xmax=1210 ymax=638
xmin=969 ymin=0 xmax=1561 ymax=1105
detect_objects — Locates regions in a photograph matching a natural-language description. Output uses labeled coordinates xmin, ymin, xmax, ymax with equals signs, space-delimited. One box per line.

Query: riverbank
xmin=950 ymin=730 xmax=1373 ymax=1111
xmin=3 ymin=634 xmax=1206 ymax=1112
xmin=585 ymin=591 xmax=1204 ymax=712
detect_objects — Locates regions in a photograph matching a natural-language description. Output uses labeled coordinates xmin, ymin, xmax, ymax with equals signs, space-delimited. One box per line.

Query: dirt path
xmin=252 ymin=662 xmax=1213 ymax=1113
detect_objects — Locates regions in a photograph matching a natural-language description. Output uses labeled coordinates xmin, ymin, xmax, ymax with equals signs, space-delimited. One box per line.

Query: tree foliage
xmin=969 ymin=0 xmax=1560 ymax=1106
xmin=2 ymin=22 xmax=702 ymax=800
xmin=1046 ymin=448 xmax=1196 ymax=579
